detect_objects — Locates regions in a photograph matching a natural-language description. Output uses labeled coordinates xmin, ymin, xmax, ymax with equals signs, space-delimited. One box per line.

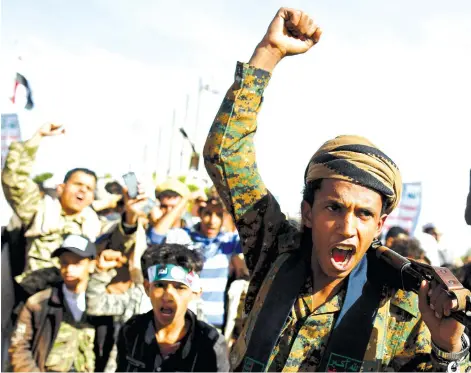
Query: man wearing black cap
xmin=9 ymin=235 xmax=97 ymax=372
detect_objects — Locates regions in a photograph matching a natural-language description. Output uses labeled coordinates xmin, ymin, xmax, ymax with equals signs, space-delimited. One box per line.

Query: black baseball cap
xmin=51 ymin=235 xmax=97 ymax=259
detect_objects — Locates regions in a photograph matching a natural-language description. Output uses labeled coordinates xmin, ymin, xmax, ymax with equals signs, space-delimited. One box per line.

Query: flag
xmin=10 ymin=72 xmax=34 ymax=110
xmin=383 ymin=182 xmax=422 ymax=236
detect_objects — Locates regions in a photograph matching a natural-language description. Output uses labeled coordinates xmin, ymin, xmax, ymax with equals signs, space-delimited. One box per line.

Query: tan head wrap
xmin=156 ymin=178 xmax=190 ymax=198
xmin=305 ymin=135 xmax=402 ymax=214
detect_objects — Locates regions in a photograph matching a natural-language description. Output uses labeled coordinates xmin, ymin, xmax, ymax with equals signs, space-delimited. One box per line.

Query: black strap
xmin=240 ymin=249 xmax=383 ymax=372
xmin=239 ymin=252 xmax=307 ymax=372
xmin=317 ymin=252 xmax=383 ymax=371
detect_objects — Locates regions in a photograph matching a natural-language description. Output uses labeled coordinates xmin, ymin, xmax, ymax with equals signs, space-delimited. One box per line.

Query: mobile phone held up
xmin=122 ymin=172 xmax=139 ymax=199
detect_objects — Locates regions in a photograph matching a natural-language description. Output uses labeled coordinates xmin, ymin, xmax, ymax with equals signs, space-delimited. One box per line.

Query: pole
xmin=193 ymin=77 xmax=202 ymax=147
xmin=167 ymin=109 xmax=176 ymax=176
xmin=181 ymin=94 xmax=190 ymax=172
xmin=156 ymin=126 xmax=162 ymax=175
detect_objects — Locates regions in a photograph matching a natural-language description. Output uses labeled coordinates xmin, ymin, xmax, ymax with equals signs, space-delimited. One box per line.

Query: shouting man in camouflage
xmin=204 ymin=8 xmax=471 ymax=372
xmin=2 ymin=123 xmax=144 ymax=291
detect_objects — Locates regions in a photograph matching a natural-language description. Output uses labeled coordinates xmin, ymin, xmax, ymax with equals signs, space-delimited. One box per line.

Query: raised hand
xmin=122 ymin=184 xmax=148 ymax=225
xmin=37 ymin=123 xmax=66 ymax=137
xmin=250 ymin=8 xmax=322 ymax=72
xmin=96 ymin=249 xmax=127 ymax=272
xmin=263 ymin=8 xmax=322 ymax=57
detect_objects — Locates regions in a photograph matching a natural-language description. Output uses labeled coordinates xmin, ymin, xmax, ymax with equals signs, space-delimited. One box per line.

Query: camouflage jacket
xmin=1 ymin=137 xmax=137 ymax=284
xmin=203 ymin=62 xmax=471 ymax=372
xmin=45 ymin=307 xmax=95 ymax=372
xmin=9 ymin=283 xmax=95 ymax=372
xmin=86 ymin=268 xmax=151 ymax=323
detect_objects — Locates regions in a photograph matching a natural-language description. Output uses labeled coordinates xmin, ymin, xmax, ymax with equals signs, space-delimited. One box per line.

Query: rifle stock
xmin=371 ymin=240 xmax=471 ymax=329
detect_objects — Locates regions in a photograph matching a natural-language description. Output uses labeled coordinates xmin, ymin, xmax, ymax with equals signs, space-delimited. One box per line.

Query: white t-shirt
xmin=62 ymin=284 xmax=86 ymax=322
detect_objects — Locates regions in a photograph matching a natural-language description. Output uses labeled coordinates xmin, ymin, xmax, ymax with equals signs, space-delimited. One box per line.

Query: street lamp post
xmin=166 ymin=109 xmax=176 ymax=176
xmin=179 ymin=127 xmax=199 ymax=171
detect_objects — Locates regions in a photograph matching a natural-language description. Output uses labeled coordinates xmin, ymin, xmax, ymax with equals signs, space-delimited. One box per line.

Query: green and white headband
xmin=147 ymin=264 xmax=201 ymax=292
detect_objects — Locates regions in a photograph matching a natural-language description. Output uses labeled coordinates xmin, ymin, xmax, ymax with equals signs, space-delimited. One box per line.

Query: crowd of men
xmin=1 ymin=7 xmax=471 ymax=373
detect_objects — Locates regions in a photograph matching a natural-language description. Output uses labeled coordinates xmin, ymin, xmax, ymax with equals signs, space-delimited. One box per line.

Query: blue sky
xmin=1 ymin=0 xmax=471 ymax=254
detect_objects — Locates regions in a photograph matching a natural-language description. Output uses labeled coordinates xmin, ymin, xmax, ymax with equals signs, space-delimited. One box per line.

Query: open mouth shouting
xmin=330 ymin=245 xmax=356 ymax=271
xmin=158 ymin=305 xmax=176 ymax=322
xmin=75 ymin=192 xmax=85 ymax=203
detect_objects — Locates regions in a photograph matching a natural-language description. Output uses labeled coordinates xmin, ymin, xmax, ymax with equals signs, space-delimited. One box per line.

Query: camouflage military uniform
xmin=203 ymin=62 xmax=471 ymax=371
xmin=1 ymin=137 xmax=136 ymax=284
xmin=86 ymin=269 xmax=149 ymax=323
xmin=45 ymin=312 xmax=95 ymax=372
xmin=9 ymin=284 xmax=96 ymax=372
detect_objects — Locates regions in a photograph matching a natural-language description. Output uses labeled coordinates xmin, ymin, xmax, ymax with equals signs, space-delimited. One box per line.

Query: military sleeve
xmin=203 ymin=62 xmax=294 ymax=281
xmin=98 ymin=218 xmax=137 ymax=255
xmin=2 ymin=137 xmax=42 ymax=227
xmin=203 ymin=62 xmax=270 ymax=222
xmin=86 ymin=269 xmax=131 ymax=316
xmin=9 ymin=301 xmax=41 ymax=372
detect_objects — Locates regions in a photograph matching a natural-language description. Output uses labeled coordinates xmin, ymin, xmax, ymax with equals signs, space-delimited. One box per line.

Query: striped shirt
xmin=184 ymin=225 xmax=242 ymax=328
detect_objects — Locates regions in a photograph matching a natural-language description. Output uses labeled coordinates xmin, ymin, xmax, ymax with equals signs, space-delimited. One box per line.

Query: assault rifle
xmin=371 ymin=240 xmax=471 ymax=329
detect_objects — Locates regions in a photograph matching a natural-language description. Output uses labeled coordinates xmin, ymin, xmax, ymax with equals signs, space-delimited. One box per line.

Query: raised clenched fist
xmin=96 ymin=249 xmax=127 ymax=271
xmin=262 ymin=8 xmax=321 ymax=58
xmin=249 ymin=8 xmax=322 ymax=72
xmin=37 ymin=123 xmax=66 ymax=137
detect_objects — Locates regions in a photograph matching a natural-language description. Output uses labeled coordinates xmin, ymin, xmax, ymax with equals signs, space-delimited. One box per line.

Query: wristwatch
xmin=432 ymin=334 xmax=470 ymax=362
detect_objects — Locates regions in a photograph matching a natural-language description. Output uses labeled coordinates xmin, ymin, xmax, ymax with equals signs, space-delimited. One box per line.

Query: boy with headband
xmin=116 ymin=244 xmax=229 ymax=372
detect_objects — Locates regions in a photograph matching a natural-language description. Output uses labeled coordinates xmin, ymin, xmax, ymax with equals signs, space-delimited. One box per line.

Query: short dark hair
xmin=156 ymin=189 xmax=182 ymax=201
xmin=385 ymin=226 xmax=409 ymax=241
xmin=105 ymin=181 xmax=124 ymax=195
xmin=302 ymin=180 xmax=323 ymax=207
xmin=302 ymin=179 xmax=388 ymax=215
xmin=141 ymin=244 xmax=204 ymax=280
xmin=198 ymin=196 xmax=224 ymax=215
xmin=423 ymin=227 xmax=436 ymax=235
xmin=63 ymin=168 xmax=97 ymax=184
xmin=390 ymin=237 xmax=425 ymax=261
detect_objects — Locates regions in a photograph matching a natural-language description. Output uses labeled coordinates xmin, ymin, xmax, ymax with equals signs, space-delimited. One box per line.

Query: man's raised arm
xmin=2 ymin=123 xmax=65 ymax=227
xmin=203 ymin=8 xmax=322 ymax=223
xmin=202 ymin=62 xmax=270 ymax=222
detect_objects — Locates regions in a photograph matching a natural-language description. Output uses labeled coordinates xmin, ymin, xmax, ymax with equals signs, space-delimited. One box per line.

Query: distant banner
xmin=1 ymin=113 xmax=22 ymax=168
xmin=383 ymin=182 xmax=422 ymax=236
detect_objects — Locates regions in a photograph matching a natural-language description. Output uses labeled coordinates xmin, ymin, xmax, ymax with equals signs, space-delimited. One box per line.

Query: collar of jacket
xmin=47 ymin=282 xmax=66 ymax=310
xmin=143 ymin=309 xmax=196 ymax=360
